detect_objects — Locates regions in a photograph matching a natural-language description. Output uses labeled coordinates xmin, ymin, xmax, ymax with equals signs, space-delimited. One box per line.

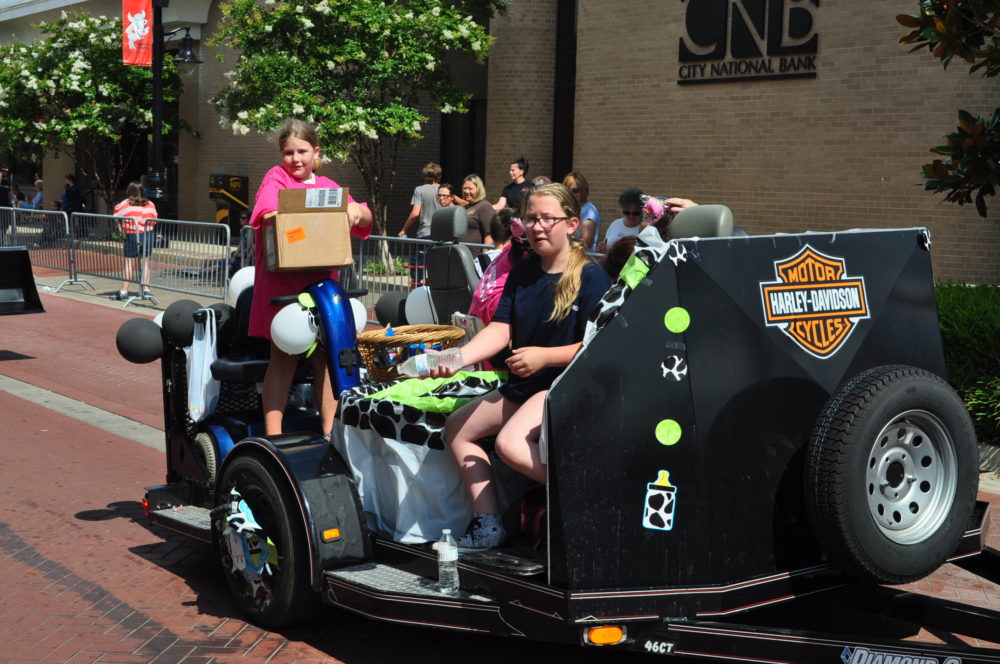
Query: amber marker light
xmin=322 ymin=528 xmax=341 ymax=542
xmin=584 ymin=625 xmax=625 ymax=646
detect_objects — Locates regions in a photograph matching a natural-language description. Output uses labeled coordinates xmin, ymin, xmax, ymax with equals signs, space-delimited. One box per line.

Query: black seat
xmin=424 ymin=206 xmax=481 ymax=324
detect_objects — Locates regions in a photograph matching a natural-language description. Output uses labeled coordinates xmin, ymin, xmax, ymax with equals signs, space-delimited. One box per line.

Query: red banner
xmin=122 ymin=0 xmax=153 ymax=66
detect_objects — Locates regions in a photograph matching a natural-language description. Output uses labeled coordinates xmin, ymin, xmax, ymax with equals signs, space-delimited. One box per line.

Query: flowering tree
xmin=898 ymin=2 xmax=1000 ymax=216
xmin=0 ymin=12 xmax=185 ymax=210
xmin=210 ymin=0 xmax=496 ymax=236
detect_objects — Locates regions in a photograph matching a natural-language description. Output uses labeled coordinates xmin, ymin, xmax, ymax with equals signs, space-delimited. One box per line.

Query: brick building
xmin=2 ymin=0 xmax=997 ymax=282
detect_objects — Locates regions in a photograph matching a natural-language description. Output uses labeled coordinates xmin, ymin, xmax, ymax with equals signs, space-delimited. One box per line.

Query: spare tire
xmin=804 ymin=365 xmax=978 ymax=584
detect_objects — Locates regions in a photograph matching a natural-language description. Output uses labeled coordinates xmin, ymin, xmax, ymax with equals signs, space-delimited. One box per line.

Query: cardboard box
xmin=262 ymin=187 xmax=353 ymax=271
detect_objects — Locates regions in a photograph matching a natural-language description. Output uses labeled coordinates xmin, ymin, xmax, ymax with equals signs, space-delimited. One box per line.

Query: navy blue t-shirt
xmin=492 ymin=255 xmax=611 ymax=403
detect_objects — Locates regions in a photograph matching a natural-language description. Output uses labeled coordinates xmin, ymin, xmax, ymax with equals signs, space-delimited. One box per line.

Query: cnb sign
xmin=678 ymin=0 xmax=819 ymax=85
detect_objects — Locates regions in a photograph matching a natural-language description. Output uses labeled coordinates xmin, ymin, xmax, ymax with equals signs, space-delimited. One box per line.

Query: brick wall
xmin=573 ymin=0 xmax=1000 ymax=283
xmin=484 ymin=0 xmax=558 ymax=201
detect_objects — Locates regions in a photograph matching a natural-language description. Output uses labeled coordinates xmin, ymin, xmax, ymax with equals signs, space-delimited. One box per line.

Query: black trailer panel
xmin=547 ymin=229 xmax=943 ymax=594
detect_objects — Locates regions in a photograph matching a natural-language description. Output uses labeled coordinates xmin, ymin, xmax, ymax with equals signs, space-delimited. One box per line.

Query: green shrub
xmin=935 ymin=282 xmax=1000 ymax=445
xmin=362 ymin=255 xmax=407 ymax=276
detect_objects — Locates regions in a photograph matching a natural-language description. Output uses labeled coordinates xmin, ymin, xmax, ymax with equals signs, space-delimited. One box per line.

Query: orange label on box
xmin=285 ymin=227 xmax=306 ymax=243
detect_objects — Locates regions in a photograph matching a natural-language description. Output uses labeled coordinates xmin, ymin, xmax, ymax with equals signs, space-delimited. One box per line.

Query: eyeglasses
xmin=524 ymin=215 xmax=568 ymax=229
xmin=437 ymin=193 xmax=451 ymax=198
xmin=622 ymin=210 xmax=642 ymax=218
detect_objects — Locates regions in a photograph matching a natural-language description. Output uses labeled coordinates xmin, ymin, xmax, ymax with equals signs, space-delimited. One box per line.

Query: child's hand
xmin=506 ymin=347 xmax=547 ymax=377
xmin=347 ymin=201 xmax=371 ymax=228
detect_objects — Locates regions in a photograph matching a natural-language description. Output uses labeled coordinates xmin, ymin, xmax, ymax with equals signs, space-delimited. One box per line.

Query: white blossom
xmin=237 ymin=110 xmax=249 ymax=119
xmin=301 ymin=17 xmax=314 ymax=29
xmin=410 ymin=120 xmax=421 ymax=132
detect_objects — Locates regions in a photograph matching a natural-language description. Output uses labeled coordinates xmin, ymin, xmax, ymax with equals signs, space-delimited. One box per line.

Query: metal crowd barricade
xmin=69 ymin=213 xmax=231 ymax=307
xmin=3 ymin=208 xmax=86 ymax=292
xmin=350 ymin=234 xmax=492 ymax=324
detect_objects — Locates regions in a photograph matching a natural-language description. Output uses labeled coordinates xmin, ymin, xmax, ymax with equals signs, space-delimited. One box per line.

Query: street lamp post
xmin=148 ymin=0 xmax=200 ymax=214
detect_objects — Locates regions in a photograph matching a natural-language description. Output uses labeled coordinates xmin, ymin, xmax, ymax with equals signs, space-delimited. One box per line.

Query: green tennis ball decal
xmin=664 ymin=307 xmax=690 ymax=333
xmin=655 ymin=419 xmax=682 ymax=446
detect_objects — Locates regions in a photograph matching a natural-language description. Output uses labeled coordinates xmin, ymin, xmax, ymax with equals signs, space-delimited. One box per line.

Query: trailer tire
xmin=216 ymin=455 xmax=318 ymax=628
xmin=804 ymin=365 xmax=978 ymax=584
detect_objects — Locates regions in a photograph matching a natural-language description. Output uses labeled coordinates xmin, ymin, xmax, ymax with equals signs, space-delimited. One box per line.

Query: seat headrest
xmin=669 ymin=204 xmax=734 ymax=239
xmin=430 ymin=206 xmax=469 ymax=242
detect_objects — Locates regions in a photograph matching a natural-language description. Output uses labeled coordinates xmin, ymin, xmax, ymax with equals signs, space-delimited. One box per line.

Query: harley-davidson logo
xmin=760 ymin=246 xmax=870 ymax=359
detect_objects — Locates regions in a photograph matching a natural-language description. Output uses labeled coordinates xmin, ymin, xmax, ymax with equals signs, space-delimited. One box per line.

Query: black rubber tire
xmin=804 ymin=365 xmax=978 ymax=584
xmin=215 ymin=455 xmax=318 ymax=628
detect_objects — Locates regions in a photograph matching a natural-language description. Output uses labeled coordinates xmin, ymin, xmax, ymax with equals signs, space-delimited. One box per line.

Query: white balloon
xmin=350 ymin=298 xmax=367 ymax=332
xmin=404 ymin=286 xmax=438 ymax=324
xmin=270 ymin=303 xmax=318 ymax=355
xmin=152 ymin=311 xmax=165 ymax=327
xmin=228 ymin=265 xmax=255 ymax=304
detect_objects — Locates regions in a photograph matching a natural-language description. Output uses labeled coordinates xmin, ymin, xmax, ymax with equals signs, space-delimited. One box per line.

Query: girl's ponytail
xmin=548 ymin=238 xmax=590 ymax=323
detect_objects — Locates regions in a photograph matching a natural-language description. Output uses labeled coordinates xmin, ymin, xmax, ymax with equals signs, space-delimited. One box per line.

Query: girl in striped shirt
xmin=112 ymin=181 xmax=158 ymax=300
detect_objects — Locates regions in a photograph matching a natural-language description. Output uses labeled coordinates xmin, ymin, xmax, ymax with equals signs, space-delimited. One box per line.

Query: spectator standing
xmin=0 ymin=167 xmax=10 ymax=208
xmin=112 ymin=181 xmax=158 ymax=301
xmin=398 ymin=162 xmax=442 ymax=239
xmin=493 ymin=156 xmax=532 ymax=212
xmin=563 ymin=171 xmax=600 ymax=252
xmin=437 ymin=183 xmax=457 ymax=208
xmin=460 ymin=174 xmax=495 ymax=247
xmin=61 ymin=174 xmax=85 ymax=214
xmin=600 ymin=187 xmax=645 ymax=252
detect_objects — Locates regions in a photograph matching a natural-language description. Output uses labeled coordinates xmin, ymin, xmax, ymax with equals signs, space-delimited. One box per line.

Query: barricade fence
xmin=69 ymin=213 xmax=230 ymax=303
xmin=1 ymin=208 xmax=71 ymax=272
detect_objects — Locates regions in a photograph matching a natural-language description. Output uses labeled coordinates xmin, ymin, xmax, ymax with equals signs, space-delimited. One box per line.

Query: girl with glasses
xmin=431 ymin=183 xmax=611 ymax=549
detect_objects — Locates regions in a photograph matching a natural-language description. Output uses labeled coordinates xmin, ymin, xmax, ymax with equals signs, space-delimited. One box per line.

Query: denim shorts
xmin=124 ymin=232 xmax=153 ymax=258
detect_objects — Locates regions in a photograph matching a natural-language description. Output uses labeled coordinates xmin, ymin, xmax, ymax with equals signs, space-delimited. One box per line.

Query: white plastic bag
xmin=186 ymin=307 xmax=220 ymax=422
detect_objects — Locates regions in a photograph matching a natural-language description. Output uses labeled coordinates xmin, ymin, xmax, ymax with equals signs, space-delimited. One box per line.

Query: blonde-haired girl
xmin=432 ymin=183 xmax=611 ymax=549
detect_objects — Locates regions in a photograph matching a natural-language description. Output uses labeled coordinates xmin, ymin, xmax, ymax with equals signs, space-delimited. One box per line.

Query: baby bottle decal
xmin=642 ymin=470 xmax=677 ymax=531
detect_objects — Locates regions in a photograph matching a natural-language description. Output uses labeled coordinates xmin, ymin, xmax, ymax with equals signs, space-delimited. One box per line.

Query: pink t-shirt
xmin=248 ymin=165 xmax=371 ymax=338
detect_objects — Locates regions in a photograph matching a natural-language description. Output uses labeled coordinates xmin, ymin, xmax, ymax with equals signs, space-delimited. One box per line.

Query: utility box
xmin=262 ymin=188 xmax=352 ymax=272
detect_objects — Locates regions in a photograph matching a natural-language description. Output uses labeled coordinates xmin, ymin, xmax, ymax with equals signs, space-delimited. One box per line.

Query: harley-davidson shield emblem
xmin=759 ymin=246 xmax=870 ymax=359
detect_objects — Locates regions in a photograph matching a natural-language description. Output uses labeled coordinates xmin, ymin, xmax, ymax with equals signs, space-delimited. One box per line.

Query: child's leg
xmin=495 ymin=390 xmax=547 ymax=484
xmin=445 ymin=390 xmax=517 ymax=513
xmin=310 ymin=348 xmax=337 ymax=436
xmin=262 ymin=341 xmax=298 ymax=435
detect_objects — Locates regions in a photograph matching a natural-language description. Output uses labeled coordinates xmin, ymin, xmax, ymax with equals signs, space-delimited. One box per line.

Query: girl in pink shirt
xmin=249 ymin=119 xmax=373 ymax=437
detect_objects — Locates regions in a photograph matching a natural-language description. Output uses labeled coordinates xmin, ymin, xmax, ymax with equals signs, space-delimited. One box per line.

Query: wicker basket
xmin=357 ymin=324 xmax=467 ymax=382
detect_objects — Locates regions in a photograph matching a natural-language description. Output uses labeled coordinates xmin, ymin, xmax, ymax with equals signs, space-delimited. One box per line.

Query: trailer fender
xmin=214 ymin=435 xmax=371 ymax=589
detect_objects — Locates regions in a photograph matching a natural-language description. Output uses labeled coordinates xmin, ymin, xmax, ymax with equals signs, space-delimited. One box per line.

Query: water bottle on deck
xmin=434 ymin=528 xmax=460 ymax=593
xmin=397 ymin=347 xmax=465 ymax=378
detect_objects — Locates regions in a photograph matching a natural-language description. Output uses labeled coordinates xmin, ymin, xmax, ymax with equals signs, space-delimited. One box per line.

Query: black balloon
xmin=162 ymin=299 xmax=202 ymax=347
xmin=116 ymin=318 xmax=164 ymax=364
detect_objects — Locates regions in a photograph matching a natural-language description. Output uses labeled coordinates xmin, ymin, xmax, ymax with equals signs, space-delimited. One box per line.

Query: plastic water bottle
xmin=397 ymin=347 xmax=464 ymax=378
xmin=434 ymin=529 xmax=460 ymax=593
